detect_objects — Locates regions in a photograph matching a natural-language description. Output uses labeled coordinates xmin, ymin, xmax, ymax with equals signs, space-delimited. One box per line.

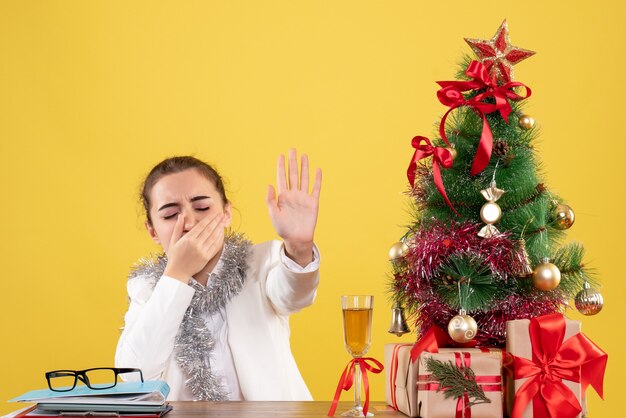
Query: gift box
xmin=417 ymin=348 xmax=503 ymax=418
xmin=385 ymin=343 xmax=503 ymax=418
xmin=506 ymin=314 xmax=607 ymax=418
xmin=385 ymin=343 xmax=419 ymax=417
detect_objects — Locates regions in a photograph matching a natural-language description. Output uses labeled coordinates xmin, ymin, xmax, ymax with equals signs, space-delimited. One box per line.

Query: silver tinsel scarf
xmin=128 ymin=233 xmax=252 ymax=400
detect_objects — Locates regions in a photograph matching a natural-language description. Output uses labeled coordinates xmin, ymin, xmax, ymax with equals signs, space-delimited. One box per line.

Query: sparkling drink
xmin=340 ymin=295 xmax=375 ymax=416
xmin=342 ymin=308 xmax=373 ymax=357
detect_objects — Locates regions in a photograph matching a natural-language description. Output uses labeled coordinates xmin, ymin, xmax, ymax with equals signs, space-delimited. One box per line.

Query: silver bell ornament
xmin=388 ymin=302 xmax=411 ymax=337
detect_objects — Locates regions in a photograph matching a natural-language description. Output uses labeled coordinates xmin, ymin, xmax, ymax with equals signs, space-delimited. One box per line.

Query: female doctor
xmin=115 ymin=149 xmax=322 ymax=401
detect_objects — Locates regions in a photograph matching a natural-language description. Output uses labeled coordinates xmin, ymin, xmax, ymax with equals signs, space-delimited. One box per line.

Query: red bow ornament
xmin=406 ymin=136 xmax=457 ymax=214
xmin=437 ymin=60 xmax=531 ymax=176
xmin=510 ymin=314 xmax=607 ymax=418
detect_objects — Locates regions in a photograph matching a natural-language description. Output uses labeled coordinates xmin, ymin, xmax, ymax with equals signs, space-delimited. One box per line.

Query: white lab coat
xmin=115 ymin=240 xmax=319 ymax=400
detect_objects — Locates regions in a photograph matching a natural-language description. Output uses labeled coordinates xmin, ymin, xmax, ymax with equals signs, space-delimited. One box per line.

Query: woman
xmin=115 ymin=150 xmax=322 ymax=401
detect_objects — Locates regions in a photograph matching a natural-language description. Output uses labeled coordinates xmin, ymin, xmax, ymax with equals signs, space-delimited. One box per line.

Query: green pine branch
xmin=552 ymin=242 xmax=598 ymax=297
xmin=454 ymin=55 xmax=474 ymax=80
xmin=435 ymin=252 xmax=508 ymax=311
xmin=424 ymin=357 xmax=491 ymax=408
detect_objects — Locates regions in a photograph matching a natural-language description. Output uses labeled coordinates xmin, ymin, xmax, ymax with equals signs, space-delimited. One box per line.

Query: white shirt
xmin=202 ymin=248 xmax=319 ymax=400
xmin=204 ymin=307 xmax=242 ymax=400
xmin=116 ymin=241 xmax=320 ymax=401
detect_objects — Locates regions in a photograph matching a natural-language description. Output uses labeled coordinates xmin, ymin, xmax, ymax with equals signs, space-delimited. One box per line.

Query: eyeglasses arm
xmin=115 ymin=368 xmax=144 ymax=382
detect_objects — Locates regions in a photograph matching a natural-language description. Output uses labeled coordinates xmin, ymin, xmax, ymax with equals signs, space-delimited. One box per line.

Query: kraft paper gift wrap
xmin=385 ymin=343 xmax=419 ymax=417
xmin=385 ymin=343 xmax=503 ymax=418
xmin=505 ymin=317 xmax=583 ymax=418
xmin=417 ymin=349 xmax=503 ymax=418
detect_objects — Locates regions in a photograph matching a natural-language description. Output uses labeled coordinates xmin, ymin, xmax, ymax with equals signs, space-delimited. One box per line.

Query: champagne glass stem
xmin=354 ymin=361 xmax=362 ymax=410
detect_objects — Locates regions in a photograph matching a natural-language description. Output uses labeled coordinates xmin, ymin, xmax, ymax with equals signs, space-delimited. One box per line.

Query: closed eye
xmin=163 ymin=213 xmax=179 ymax=220
xmin=196 ymin=207 xmax=209 ymax=211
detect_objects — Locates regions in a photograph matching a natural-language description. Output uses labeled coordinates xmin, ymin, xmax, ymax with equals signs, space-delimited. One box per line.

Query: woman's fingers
xmin=266 ymin=184 xmax=277 ymax=209
xmin=168 ymin=213 xmax=185 ymax=248
xmin=276 ymin=154 xmax=287 ymax=194
xmin=195 ymin=212 xmax=225 ymax=244
xmin=300 ymin=153 xmax=309 ymax=193
xmin=186 ymin=210 xmax=220 ymax=240
xmin=274 ymin=149 xmax=320 ymax=197
xmin=202 ymin=225 xmax=225 ymax=257
xmin=288 ymin=148 xmax=299 ymax=190
xmin=312 ymin=168 xmax=322 ymax=199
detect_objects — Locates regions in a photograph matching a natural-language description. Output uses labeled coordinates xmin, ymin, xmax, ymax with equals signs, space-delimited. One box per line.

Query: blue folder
xmin=9 ymin=381 xmax=170 ymax=406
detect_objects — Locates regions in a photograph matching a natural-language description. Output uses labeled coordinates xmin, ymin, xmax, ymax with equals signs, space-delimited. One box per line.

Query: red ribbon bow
xmin=510 ymin=313 xmax=608 ymax=418
xmin=406 ymin=136 xmax=457 ymax=214
xmin=328 ymin=357 xmax=384 ymax=417
xmin=437 ymin=60 xmax=531 ymax=176
xmin=410 ymin=325 xmax=450 ymax=362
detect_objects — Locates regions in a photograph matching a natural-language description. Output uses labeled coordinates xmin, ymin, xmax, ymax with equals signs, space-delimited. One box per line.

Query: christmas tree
xmin=390 ymin=20 xmax=604 ymax=347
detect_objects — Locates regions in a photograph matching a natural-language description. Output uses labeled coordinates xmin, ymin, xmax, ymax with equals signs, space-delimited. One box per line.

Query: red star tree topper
xmin=464 ymin=19 xmax=535 ymax=83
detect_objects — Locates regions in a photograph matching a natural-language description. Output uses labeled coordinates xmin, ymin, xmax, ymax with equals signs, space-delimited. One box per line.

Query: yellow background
xmin=1 ymin=1 xmax=624 ymax=416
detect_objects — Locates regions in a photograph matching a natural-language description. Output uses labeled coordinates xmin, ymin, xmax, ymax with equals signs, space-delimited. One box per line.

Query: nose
xmin=181 ymin=206 xmax=199 ymax=232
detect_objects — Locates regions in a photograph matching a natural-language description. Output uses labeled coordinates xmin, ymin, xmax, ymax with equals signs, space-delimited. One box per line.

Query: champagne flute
xmin=341 ymin=295 xmax=374 ymax=417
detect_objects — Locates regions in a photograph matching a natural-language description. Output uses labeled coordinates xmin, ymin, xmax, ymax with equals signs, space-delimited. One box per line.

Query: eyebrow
xmin=157 ymin=196 xmax=212 ymax=212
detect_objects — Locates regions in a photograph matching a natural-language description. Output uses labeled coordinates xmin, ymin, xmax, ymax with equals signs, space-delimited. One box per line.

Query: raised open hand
xmin=266 ymin=149 xmax=322 ymax=267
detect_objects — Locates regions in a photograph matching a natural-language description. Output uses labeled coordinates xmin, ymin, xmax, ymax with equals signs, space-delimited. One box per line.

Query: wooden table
xmin=166 ymin=401 xmax=404 ymax=417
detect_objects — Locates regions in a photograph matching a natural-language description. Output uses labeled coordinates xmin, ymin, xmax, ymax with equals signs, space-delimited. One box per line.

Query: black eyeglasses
xmin=45 ymin=368 xmax=144 ymax=392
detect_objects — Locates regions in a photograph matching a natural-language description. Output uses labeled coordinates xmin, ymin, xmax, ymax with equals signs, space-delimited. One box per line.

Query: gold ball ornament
xmin=518 ymin=114 xmax=535 ymax=130
xmin=447 ymin=310 xmax=478 ymax=343
xmin=480 ymin=202 xmax=502 ymax=224
xmin=553 ymin=204 xmax=575 ymax=230
xmin=575 ymin=283 xmax=604 ymax=316
xmin=389 ymin=241 xmax=409 ymax=261
xmin=532 ymin=260 xmax=561 ymax=291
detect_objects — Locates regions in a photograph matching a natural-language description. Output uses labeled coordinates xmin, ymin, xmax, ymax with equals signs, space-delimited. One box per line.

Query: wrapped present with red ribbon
xmin=385 ymin=334 xmax=504 ymax=418
xmin=506 ymin=313 xmax=608 ymax=418
xmin=385 ymin=343 xmax=420 ymax=417
xmin=417 ymin=348 xmax=504 ymax=418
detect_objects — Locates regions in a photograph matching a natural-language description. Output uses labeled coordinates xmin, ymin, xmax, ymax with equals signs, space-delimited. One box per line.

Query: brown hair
xmin=141 ymin=156 xmax=228 ymax=225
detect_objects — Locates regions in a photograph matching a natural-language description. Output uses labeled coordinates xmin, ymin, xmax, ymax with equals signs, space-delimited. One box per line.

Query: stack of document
xmin=9 ymin=381 xmax=171 ymax=418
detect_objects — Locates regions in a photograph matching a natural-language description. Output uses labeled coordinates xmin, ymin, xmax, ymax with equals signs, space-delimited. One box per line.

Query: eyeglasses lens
xmin=48 ymin=372 xmax=77 ymax=391
xmin=84 ymin=369 xmax=117 ymax=389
